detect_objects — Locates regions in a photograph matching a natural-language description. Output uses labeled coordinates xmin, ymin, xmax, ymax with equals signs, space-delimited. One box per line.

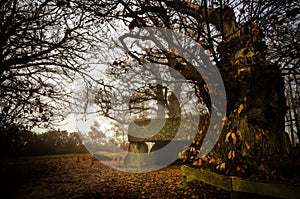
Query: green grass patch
xmin=8 ymin=153 xmax=91 ymax=161
xmin=94 ymin=151 xmax=127 ymax=159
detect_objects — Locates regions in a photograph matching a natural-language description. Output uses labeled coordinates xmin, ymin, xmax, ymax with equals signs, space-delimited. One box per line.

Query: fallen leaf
xmin=231 ymin=133 xmax=237 ymax=144
xmin=242 ymin=150 xmax=247 ymax=157
xmin=220 ymin=162 xmax=226 ymax=170
xmin=236 ymin=130 xmax=242 ymax=139
xmin=226 ymin=132 xmax=232 ymax=140
xmin=255 ymin=134 xmax=261 ymax=141
xmin=245 ymin=142 xmax=250 ymax=150
xmin=202 ymin=157 xmax=208 ymax=162
xmin=237 ymin=104 xmax=244 ymax=114
xmin=228 ymin=150 xmax=235 ymax=159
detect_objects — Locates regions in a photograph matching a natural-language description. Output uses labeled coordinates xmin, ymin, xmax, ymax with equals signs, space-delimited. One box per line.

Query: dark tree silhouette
xmin=0 ymin=0 xmax=100 ymax=131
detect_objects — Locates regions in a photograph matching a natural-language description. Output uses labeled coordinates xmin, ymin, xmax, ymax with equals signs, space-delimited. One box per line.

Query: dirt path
xmin=0 ymin=155 xmax=229 ymax=199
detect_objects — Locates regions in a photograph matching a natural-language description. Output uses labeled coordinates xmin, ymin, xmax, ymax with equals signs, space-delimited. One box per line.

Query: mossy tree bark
xmin=208 ymin=33 xmax=291 ymax=178
xmin=165 ymin=2 xmax=293 ymax=178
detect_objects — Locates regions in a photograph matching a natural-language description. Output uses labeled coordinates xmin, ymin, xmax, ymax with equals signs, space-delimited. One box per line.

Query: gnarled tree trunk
xmin=211 ymin=28 xmax=291 ymax=178
xmin=168 ymin=2 xmax=293 ymax=178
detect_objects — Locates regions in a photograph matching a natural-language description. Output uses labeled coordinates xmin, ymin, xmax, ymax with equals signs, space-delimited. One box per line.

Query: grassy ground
xmin=0 ymin=154 xmax=231 ymax=199
xmin=7 ymin=153 xmax=90 ymax=161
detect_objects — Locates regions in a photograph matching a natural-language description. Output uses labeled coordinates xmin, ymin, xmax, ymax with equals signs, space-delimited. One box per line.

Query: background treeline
xmin=0 ymin=126 xmax=87 ymax=158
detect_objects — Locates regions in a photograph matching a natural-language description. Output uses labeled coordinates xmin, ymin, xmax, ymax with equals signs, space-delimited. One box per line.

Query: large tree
xmin=85 ymin=0 xmax=299 ymax=179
